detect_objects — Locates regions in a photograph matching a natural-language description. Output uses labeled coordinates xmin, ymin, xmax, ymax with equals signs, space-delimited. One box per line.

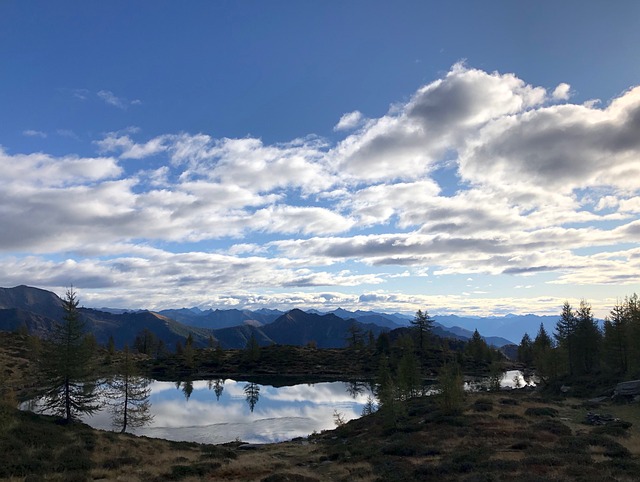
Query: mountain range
xmin=0 ymin=285 xmax=531 ymax=352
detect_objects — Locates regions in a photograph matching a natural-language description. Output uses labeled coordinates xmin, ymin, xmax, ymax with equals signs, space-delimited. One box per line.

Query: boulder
xmin=614 ymin=380 xmax=640 ymax=397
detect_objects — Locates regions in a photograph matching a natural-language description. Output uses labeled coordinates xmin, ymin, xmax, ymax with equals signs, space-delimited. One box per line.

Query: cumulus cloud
xmin=552 ymin=82 xmax=571 ymax=100
xmin=458 ymin=86 xmax=640 ymax=193
xmin=96 ymin=133 xmax=168 ymax=159
xmin=334 ymin=111 xmax=365 ymax=131
xmin=330 ymin=63 xmax=547 ymax=182
xmin=3 ymin=63 xmax=640 ymax=315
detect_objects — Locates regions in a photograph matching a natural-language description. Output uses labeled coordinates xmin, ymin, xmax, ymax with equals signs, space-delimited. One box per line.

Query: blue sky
xmin=1 ymin=1 xmax=639 ymax=316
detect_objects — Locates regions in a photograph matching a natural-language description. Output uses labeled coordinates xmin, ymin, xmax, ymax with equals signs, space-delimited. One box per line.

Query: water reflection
xmin=345 ymin=381 xmax=367 ymax=399
xmin=179 ymin=379 xmax=194 ymax=401
xmin=243 ymin=382 xmax=260 ymax=412
xmin=466 ymin=370 xmax=536 ymax=391
xmin=207 ymin=378 xmax=225 ymax=401
xmin=27 ymin=379 xmax=374 ymax=445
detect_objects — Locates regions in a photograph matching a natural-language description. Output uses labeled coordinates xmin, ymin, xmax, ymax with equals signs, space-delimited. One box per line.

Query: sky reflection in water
xmin=82 ymin=379 xmax=374 ymax=444
xmin=29 ymin=371 xmax=531 ymax=444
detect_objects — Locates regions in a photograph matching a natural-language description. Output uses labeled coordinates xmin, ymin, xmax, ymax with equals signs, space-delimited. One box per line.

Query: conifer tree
xmin=244 ymin=332 xmax=260 ymax=363
xmin=624 ymin=294 xmax=640 ymax=374
xmin=466 ymin=329 xmax=488 ymax=364
xmin=346 ymin=322 xmax=364 ymax=350
xmin=411 ymin=309 xmax=434 ymax=358
xmin=40 ymin=288 xmax=100 ymax=422
xmin=533 ymin=323 xmax=556 ymax=382
xmin=574 ymin=300 xmax=601 ymax=375
xmin=184 ymin=333 xmax=195 ymax=368
xmin=602 ymin=301 xmax=628 ymax=374
xmin=517 ymin=333 xmax=534 ymax=366
xmin=398 ymin=348 xmax=421 ymax=399
xmin=555 ymin=301 xmax=577 ymax=375
xmin=107 ymin=345 xmax=153 ymax=433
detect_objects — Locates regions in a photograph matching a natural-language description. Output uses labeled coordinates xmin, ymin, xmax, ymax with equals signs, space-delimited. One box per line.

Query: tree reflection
xmin=207 ymin=378 xmax=225 ymax=401
xmin=345 ymin=381 xmax=366 ymax=399
xmin=179 ymin=380 xmax=194 ymax=401
xmin=244 ymin=382 xmax=260 ymax=412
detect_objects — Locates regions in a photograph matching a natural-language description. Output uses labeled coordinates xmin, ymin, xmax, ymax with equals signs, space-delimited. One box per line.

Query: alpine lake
xmin=24 ymin=370 xmax=532 ymax=444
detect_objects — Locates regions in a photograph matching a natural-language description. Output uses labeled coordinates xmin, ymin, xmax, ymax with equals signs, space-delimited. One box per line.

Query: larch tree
xmin=107 ymin=345 xmax=153 ymax=433
xmin=40 ymin=287 xmax=100 ymax=422
xmin=555 ymin=301 xmax=578 ymax=376
xmin=411 ymin=309 xmax=434 ymax=359
xmin=602 ymin=301 xmax=628 ymax=375
xmin=574 ymin=300 xmax=601 ymax=375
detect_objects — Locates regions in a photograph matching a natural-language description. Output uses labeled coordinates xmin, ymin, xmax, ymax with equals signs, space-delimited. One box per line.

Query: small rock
xmin=585 ymin=412 xmax=619 ymax=426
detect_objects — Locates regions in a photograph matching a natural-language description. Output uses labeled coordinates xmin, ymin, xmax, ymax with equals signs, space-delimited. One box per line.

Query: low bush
xmin=261 ymin=474 xmax=320 ymax=482
xmin=167 ymin=462 xmax=222 ymax=480
xmin=524 ymin=407 xmax=559 ymax=417
xmin=532 ymin=419 xmax=572 ymax=436
xmin=522 ymin=454 xmax=565 ymax=466
xmin=55 ymin=445 xmax=93 ymax=472
xmin=510 ymin=440 xmax=532 ymax=450
xmin=472 ymin=398 xmax=494 ymax=412
xmin=586 ymin=434 xmax=631 ymax=458
xmin=101 ymin=456 xmax=140 ymax=469
xmin=498 ymin=413 xmax=523 ymax=420
xmin=591 ymin=424 xmax=631 ymax=438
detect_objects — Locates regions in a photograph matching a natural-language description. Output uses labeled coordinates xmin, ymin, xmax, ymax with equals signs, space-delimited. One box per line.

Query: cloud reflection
xmin=35 ymin=379 xmax=373 ymax=444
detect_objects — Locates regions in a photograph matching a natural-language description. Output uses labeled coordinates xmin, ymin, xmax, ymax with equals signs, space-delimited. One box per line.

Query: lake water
xmin=27 ymin=379 xmax=375 ymax=444
xmin=24 ymin=370 xmax=532 ymax=444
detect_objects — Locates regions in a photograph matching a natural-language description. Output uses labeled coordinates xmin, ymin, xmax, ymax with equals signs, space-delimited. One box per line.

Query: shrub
xmin=437 ymin=363 xmax=465 ymax=415
xmin=510 ymin=440 xmax=532 ymax=450
xmin=524 ymin=407 xmax=559 ymax=417
xmin=586 ymin=435 xmax=631 ymax=458
xmin=522 ymin=454 xmax=565 ymax=466
xmin=101 ymin=456 xmax=140 ymax=469
xmin=472 ymin=398 xmax=494 ymax=412
xmin=532 ymin=419 xmax=572 ymax=436
xmin=591 ymin=424 xmax=631 ymax=438
xmin=498 ymin=413 xmax=523 ymax=420
xmin=262 ymin=474 xmax=320 ymax=482
xmin=55 ymin=445 xmax=92 ymax=472
xmin=168 ymin=462 xmax=222 ymax=480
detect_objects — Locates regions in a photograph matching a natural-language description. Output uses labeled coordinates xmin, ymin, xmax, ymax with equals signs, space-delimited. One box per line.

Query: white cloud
xmin=334 ymin=111 xmax=365 ymax=131
xmin=97 ymin=90 xmax=140 ymax=109
xmin=330 ymin=63 xmax=547 ymax=182
xmin=0 ymin=148 xmax=121 ymax=188
xmin=250 ymin=205 xmax=354 ymax=235
xmin=95 ymin=133 xmax=168 ymax=159
xmin=23 ymin=129 xmax=47 ymax=138
xmin=552 ymin=82 xmax=571 ymax=100
xmin=3 ymin=64 xmax=640 ymax=316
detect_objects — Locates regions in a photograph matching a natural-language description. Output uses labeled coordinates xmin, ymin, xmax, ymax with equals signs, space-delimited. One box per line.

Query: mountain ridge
xmin=0 ymin=285 xmax=534 ymax=349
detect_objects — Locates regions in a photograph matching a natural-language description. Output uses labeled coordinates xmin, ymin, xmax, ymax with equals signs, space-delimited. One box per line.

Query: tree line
xmin=17 ymin=290 xmax=509 ymax=431
xmin=517 ymin=294 xmax=640 ymax=386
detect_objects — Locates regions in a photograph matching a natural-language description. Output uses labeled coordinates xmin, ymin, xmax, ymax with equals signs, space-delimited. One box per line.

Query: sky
xmin=1 ymin=1 xmax=639 ymax=317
